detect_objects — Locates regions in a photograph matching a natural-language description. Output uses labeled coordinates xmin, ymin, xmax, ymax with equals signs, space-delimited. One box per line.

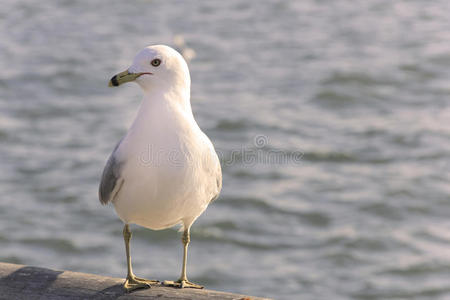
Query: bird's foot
xmin=124 ymin=275 xmax=159 ymax=292
xmin=134 ymin=276 xmax=159 ymax=285
xmin=163 ymin=279 xmax=204 ymax=289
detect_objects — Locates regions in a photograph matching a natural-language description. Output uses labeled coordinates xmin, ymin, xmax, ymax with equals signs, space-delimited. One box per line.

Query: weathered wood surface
xmin=0 ymin=262 xmax=270 ymax=300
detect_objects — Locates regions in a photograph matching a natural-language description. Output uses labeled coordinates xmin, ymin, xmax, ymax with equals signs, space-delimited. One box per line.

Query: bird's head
xmin=109 ymin=45 xmax=190 ymax=93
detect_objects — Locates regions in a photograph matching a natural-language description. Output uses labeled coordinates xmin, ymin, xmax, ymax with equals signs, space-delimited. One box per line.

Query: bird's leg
xmin=123 ymin=224 xmax=158 ymax=292
xmin=163 ymin=228 xmax=203 ymax=289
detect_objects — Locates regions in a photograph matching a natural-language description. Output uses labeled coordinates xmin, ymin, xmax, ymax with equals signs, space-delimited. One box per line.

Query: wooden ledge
xmin=0 ymin=262 xmax=270 ymax=300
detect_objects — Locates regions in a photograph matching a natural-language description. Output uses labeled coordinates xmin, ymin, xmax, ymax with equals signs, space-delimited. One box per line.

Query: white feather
xmin=109 ymin=45 xmax=221 ymax=231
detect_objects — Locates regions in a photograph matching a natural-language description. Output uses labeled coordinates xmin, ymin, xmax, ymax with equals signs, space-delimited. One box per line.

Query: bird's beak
xmin=108 ymin=70 xmax=149 ymax=87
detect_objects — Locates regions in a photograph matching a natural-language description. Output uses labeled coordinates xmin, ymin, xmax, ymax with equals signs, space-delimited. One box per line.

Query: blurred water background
xmin=1 ymin=1 xmax=450 ymax=299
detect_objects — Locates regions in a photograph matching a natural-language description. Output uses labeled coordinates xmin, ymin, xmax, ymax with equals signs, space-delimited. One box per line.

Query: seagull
xmin=99 ymin=45 xmax=222 ymax=292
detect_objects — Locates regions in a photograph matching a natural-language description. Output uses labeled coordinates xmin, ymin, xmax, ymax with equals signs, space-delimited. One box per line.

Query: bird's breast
xmin=111 ymin=104 xmax=219 ymax=228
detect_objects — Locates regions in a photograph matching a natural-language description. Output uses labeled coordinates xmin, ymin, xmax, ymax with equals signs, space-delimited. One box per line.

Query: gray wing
xmin=209 ymin=163 xmax=222 ymax=203
xmin=99 ymin=142 xmax=124 ymax=205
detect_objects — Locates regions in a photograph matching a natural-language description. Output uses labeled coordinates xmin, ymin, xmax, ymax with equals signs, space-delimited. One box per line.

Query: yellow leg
xmin=123 ymin=224 xmax=159 ymax=292
xmin=163 ymin=228 xmax=203 ymax=289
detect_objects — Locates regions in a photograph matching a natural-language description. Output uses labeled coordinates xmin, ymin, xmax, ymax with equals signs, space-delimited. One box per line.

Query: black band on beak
xmin=110 ymin=75 xmax=119 ymax=87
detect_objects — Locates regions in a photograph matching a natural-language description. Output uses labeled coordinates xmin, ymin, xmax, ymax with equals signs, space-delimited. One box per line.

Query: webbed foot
xmin=163 ymin=279 xmax=203 ymax=289
xmin=124 ymin=275 xmax=159 ymax=292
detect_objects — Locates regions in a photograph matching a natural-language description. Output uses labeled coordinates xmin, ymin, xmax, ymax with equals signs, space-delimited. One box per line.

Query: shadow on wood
xmin=0 ymin=262 xmax=270 ymax=300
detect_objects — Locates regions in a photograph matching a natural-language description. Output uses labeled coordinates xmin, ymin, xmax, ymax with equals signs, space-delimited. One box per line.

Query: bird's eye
xmin=151 ymin=59 xmax=161 ymax=67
